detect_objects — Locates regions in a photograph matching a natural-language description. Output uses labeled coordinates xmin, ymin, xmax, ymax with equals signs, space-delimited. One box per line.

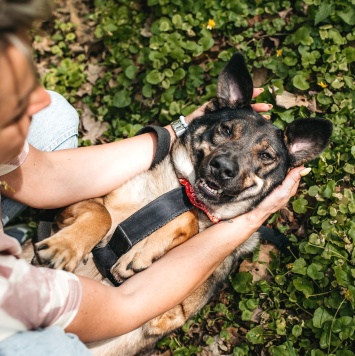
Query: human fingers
xmin=251 ymin=88 xmax=273 ymax=117
xmin=257 ymin=166 xmax=306 ymax=215
xmin=251 ymin=103 xmax=273 ymax=115
xmin=185 ymin=102 xmax=210 ymax=124
xmin=280 ymin=166 xmax=305 ymax=199
xmin=252 ymin=88 xmax=264 ymax=98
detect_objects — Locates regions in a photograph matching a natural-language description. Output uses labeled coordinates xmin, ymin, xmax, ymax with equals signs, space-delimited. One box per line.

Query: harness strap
xmin=92 ymin=186 xmax=195 ymax=285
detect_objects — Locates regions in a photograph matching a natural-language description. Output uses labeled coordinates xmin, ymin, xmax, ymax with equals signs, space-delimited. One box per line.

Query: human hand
xmin=185 ymin=88 xmax=272 ymax=124
xmin=251 ymin=166 xmax=311 ymax=221
xmin=251 ymin=88 xmax=272 ymax=119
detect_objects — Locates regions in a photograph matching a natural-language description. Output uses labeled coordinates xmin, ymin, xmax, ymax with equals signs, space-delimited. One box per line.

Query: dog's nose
xmin=210 ymin=155 xmax=237 ymax=180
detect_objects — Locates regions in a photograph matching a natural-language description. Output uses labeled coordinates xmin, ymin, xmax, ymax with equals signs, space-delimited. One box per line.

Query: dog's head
xmin=171 ymin=52 xmax=332 ymax=221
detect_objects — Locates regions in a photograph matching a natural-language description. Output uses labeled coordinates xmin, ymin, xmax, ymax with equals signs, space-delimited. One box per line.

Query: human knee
xmin=27 ymin=90 xmax=79 ymax=151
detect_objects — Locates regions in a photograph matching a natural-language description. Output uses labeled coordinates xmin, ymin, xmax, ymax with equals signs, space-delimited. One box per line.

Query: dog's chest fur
xmin=103 ymin=157 xmax=187 ymax=230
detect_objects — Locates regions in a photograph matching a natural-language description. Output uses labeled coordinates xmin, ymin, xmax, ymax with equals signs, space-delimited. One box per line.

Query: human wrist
xmin=244 ymin=207 xmax=270 ymax=229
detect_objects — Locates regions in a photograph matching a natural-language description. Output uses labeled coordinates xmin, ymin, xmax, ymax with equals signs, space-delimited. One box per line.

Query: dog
xmin=30 ymin=52 xmax=332 ymax=355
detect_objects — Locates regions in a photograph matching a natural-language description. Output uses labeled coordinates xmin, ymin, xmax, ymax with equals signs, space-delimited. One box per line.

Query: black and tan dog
xmin=32 ymin=53 xmax=332 ymax=355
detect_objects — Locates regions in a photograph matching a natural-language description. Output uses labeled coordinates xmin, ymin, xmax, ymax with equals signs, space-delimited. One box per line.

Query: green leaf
xmin=332 ymin=316 xmax=354 ymax=341
xmin=241 ymin=309 xmax=253 ymax=321
xmin=294 ymin=26 xmax=314 ymax=46
xmin=146 ymin=69 xmax=164 ymax=85
xmin=159 ymin=18 xmax=172 ymax=32
xmin=292 ymin=324 xmax=303 ymax=337
xmin=344 ymin=47 xmax=355 ymax=63
xmin=314 ymin=2 xmax=333 ymax=25
xmin=246 ymin=299 xmax=258 ymax=310
xmin=308 ymin=185 xmax=320 ymax=197
xmin=344 ymin=163 xmax=355 ymax=174
xmin=270 ymin=345 xmax=297 ymax=356
xmin=337 ymin=8 xmax=355 ymax=25
xmin=292 ymin=74 xmax=310 ymax=90
xmin=313 ymin=307 xmax=333 ymax=328
xmin=169 ymin=101 xmax=180 ymax=115
xmin=125 ymin=65 xmax=137 ymax=80
xmin=112 ymin=89 xmax=131 ymax=108
xmin=293 ymin=277 xmax=314 ymax=297
xmin=322 ymin=180 xmax=336 ymax=198
xmin=183 ymin=41 xmax=198 ymax=51
xmin=333 ymin=266 xmax=351 ymax=287
xmin=198 ymin=36 xmax=214 ymax=51
xmin=307 ymin=263 xmax=324 ymax=280
xmin=230 ymin=272 xmax=253 ymax=293
xmin=292 ymin=258 xmax=307 ymax=275
xmin=171 ymin=68 xmax=186 ymax=83
xmin=292 ymin=196 xmax=308 ymax=213
xmin=142 ymin=84 xmax=153 ymax=98
xmin=246 ymin=326 xmax=265 ymax=344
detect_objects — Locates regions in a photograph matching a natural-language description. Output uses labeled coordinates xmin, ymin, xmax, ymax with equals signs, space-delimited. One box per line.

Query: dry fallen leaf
xmin=81 ymin=105 xmax=109 ymax=144
xmin=87 ymin=64 xmax=104 ymax=85
xmin=269 ymin=86 xmax=322 ymax=112
xmin=32 ymin=37 xmax=53 ymax=54
xmin=239 ymin=244 xmax=279 ymax=282
xmin=252 ymin=67 xmax=268 ymax=88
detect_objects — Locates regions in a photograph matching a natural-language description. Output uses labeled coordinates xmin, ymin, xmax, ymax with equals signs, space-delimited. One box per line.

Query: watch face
xmin=172 ymin=119 xmax=186 ymax=137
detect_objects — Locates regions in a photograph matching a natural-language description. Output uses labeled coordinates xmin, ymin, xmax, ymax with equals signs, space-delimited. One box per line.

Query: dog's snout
xmin=210 ymin=155 xmax=237 ymax=180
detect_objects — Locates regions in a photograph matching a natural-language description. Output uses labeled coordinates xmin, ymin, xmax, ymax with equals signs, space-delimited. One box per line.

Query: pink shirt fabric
xmin=0 ymin=143 xmax=82 ymax=342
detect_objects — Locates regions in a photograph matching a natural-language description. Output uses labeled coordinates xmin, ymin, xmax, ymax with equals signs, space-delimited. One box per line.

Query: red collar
xmin=179 ymin=178 xmax=220 ymax=223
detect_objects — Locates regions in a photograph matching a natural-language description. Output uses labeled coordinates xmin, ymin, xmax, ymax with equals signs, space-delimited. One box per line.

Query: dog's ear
xmin=207 ymin=52 xmax=254 ymax=112
xmin=284 ymin=118 xmax=333 ymax=167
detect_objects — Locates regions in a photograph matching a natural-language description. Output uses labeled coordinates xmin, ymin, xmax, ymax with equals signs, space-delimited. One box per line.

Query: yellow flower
xmin=318 ymin=81 xmax=328 ymax=88
xmin=276 ymin=49 xmax=283 ymax=57
xmin=207 ymin=19 xmax=216 ymax=30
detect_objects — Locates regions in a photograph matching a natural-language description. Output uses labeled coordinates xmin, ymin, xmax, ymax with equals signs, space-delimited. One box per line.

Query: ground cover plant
xmin=31 ymin=0 xmax=355 ymax=354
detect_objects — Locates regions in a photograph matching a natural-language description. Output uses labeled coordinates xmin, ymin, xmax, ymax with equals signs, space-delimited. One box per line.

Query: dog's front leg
xmin=34 ymin=199 xmax=112 ymax=272
xmin=111 ymin=210 xmax=198 ymax=281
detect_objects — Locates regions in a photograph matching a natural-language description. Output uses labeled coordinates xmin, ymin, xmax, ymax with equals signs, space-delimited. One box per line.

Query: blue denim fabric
xmin=1 ymin=91 xmax=79 ymax=226
xmin=0 ymin=326 xmax=91 ymax=356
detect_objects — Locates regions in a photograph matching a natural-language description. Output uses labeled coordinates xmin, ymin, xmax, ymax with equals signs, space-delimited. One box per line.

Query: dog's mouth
xmin=198 ymin=179 xmax=224 ymax=199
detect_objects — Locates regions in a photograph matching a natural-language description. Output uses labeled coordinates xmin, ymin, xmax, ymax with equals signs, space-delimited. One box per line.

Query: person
xmin=0 ymin=0 xmax=309 ymax=354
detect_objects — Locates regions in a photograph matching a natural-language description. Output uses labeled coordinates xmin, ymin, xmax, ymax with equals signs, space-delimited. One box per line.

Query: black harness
xmin=92 ymin=186 xmax=194 ymax=285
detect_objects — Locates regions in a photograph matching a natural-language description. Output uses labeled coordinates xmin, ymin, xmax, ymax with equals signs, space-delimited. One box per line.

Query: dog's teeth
xmin=200 ymin=180 xmax=222 ymax=196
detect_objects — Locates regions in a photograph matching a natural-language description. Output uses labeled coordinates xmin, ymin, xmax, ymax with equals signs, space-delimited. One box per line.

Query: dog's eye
xmin=258 ymin=152 xmax=274 ymax=162
xmin=219 ymin=123 xmax=232 ymax=137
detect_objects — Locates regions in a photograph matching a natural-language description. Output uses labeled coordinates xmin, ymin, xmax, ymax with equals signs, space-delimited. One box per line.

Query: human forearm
xmin=66 ymin=208 xmax=264 ymax=342
xmin=1 ymin=131 xmax=162 ymax=208
xmin=0 ymin=110 xmax=203 ymax=208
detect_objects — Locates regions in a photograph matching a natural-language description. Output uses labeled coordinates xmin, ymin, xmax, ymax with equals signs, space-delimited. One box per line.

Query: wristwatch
xmin=171 ymin=116 xmax=188 ymax=137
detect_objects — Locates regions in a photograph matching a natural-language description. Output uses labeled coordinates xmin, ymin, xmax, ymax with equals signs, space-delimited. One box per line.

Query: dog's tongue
xmin=179 ymin=178 xmax=220 ymax=224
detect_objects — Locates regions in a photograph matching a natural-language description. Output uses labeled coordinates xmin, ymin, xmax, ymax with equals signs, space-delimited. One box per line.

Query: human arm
xmin=0 ymin=90 xmax=270 ymax=209
xmin=65 ymin=165 xmax=306 ymax=342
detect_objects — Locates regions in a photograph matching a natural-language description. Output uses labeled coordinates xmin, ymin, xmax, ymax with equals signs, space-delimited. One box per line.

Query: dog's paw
xmin=110 ymin=242 xmax=159 ymax=281
xmin=35 ymin=235 xmax=85 ymax=272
